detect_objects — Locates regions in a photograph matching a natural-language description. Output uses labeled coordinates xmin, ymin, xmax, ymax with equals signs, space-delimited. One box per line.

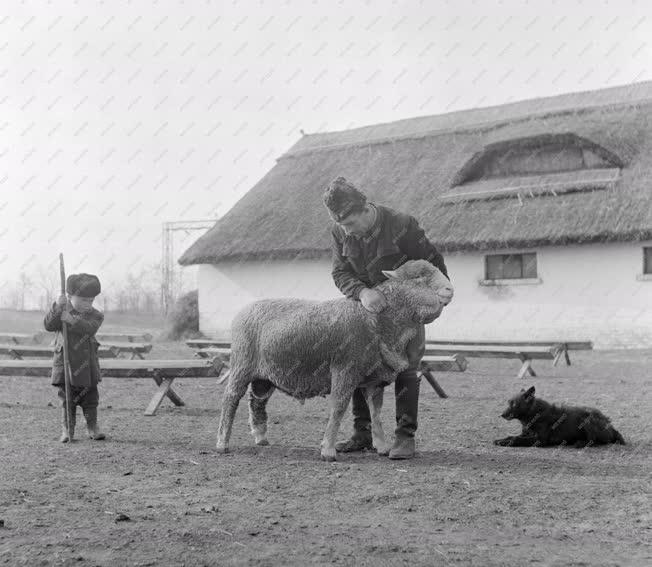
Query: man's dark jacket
xmin=330 ymin=203 xmax=450 ymax=300
xmin=43 ymin=303 xmax=104 ymax=387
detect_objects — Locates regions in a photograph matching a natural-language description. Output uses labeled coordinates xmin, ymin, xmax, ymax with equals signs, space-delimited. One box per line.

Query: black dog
xmin=494 ymin=386 xmax=625 ymax=448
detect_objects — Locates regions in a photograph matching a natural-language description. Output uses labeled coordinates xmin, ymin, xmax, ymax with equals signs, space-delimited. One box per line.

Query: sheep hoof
xmin=376 ymin=446 xmax=390 ymax=456
xmin=215 ymin=445 xmax=229 ymax=454
xmin=255 ymin=438 xmax=270 ymax=446
xmin=320 ymin=448 xmax=337 ymax=462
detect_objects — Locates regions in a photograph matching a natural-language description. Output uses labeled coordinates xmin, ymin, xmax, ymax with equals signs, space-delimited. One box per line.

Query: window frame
xmin=643 ymin=247 xmax=652 ymax=275
xmin=480 ymin=252 xmax=542 ymax=286
xmin=477 ymin=143 xmax=593 ymax=180
xmin=452 ymin=133 xmax=624 ymax=187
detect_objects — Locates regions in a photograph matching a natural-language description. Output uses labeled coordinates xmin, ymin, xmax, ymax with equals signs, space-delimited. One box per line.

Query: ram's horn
xmin=381 ymin=269 xmax=399 ymax=279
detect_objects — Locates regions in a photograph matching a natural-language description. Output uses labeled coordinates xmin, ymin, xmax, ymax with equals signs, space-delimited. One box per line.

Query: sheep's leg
xmin=365 ymin=386 xmax=389 ymax=456
xmin=248 ymin=380 xmax=275 ymax=446
xmin=216 ymin=374 xmax=249 ymax=454
xmin=320 ymin=383 xmax=355 ymax=462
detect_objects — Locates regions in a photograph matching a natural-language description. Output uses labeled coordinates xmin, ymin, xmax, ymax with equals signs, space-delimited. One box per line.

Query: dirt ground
xmin=0 ymin=330 xmax=650 ymax=566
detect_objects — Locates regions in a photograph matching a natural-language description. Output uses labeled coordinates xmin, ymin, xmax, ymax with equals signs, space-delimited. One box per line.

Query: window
xmin=479 ymin=144 xmax=587 ymax=179
xmin=485 ymin=253 xmax=537 ymax=280
xmin=442 ymin=134 xmax=624 ymax=203
xmin=456 ymin=134 xmax=623 ymax=185
xmin=644 ymin=247 xmax=652 ymax=274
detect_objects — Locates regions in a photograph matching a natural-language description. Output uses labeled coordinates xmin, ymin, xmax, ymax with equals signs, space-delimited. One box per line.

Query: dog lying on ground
xmin=494 ymin=386 xmax=625 ymax=448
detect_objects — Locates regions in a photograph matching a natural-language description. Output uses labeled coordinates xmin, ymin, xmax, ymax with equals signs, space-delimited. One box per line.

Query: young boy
xmin=43 ymin=273 xmax=106 ymax=442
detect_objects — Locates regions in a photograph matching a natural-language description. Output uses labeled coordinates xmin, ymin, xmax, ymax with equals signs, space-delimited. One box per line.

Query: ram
xmin=215 ymin=259 xmax=454 ymax=461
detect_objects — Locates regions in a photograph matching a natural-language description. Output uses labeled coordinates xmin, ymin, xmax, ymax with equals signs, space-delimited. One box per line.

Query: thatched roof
xmin=179 ymin=81 xmax=652 ymax=266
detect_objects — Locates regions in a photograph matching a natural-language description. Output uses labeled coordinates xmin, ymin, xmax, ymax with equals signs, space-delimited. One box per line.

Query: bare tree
xmin=0 ymin=281 xmax=22 ymax=310
xmin=36 ymin=264 xmax=58 ymax=310
xmin=99 ymin=263 xmax=162 ymax=313
xmin=18 ymin=272 xmax=32 ymax=310
xmin=0 ymin=280 xmax=17 ymax=309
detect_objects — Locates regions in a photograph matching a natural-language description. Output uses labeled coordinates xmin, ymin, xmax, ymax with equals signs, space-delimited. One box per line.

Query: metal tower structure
xmin=161 ymin=219 xmax=217 ymax=315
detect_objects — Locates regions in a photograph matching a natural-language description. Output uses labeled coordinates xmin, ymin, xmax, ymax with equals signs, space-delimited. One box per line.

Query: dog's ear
xmin=524 ymin=386 xmax=535 ymax=398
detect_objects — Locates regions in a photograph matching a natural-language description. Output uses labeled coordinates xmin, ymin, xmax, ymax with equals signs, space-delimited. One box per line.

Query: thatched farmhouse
xmin=179 ymin=81 xmax=652 ymax=348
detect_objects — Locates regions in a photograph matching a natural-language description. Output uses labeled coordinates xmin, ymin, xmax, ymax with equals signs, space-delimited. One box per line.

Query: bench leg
xmin=552 ymin=348 xmax=563 ymax=366
xmin=552 ymin=347 xmax=570 ymax=367
xmin=419 ymin=367 xmax=448 ymax=399
xmin=155 ymin=374 xmax=185 ymax=407
xmin=145 ymin=376 xmax=185 ymax=416
xmin=517 ymin=357 xmax=536 ymax=380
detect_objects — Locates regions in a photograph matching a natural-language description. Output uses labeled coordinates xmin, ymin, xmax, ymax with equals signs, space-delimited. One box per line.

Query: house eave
xmin=179 ymin=230 xmax=652 ymax=266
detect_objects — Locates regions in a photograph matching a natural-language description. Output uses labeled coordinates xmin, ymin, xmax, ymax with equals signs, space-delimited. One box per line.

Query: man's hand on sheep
xmin=359 ymin=288 xmax=387 ymax=313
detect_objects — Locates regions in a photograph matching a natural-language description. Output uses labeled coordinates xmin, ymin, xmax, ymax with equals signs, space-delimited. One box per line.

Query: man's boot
xmin=335 ymin=388 xmax=373 ymax=452
xmin=59 ymin=405 xmax=76 ymax=443
xmin=83 ymin=407 xmax=106 ymax=440
xmin=389 ymin=370 xmax=420 ymax=460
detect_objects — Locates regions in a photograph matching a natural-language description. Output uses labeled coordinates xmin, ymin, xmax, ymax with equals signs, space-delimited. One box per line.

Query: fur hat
xmin=66 ymin=273 xmax=101 ymax=297
xmin=323 ymin=176 xmax=367 ymax=221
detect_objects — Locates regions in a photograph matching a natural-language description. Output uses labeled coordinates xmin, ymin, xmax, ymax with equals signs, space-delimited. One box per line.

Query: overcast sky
xmin=2 ymin=0 xmax=652 ymax=303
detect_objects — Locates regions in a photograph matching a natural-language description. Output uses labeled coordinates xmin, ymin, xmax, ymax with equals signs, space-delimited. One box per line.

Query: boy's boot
xmin=389 ymin=370 xmax=420 ymax=460
xmin=83 ymin=407 xmax=106 ymax=440
xmin=60 ymin=406 xmax=76 ymax=443
xmin=335 ymin=388 xmax=373 ymax=452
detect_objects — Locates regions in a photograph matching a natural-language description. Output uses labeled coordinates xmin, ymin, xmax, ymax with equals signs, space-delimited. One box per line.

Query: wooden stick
xmin=59 ymin=254 xmax=74 ymax=440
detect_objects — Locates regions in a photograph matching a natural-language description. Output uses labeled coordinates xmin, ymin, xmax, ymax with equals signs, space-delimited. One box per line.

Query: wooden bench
xmin=189 ymin=343 xmax=466 ymax=399
xmin=97 ymin=341 xmax=153 ymax=360
xmin=0 ymin=358 xmax=225 ymax=416
xmin=0 ymin=343 xmax=118 ymax=360
xmin=424 ymin=344 xmax=559 ymax=380
xmin=186 ymin=338 xmax=231 ymax=350
xmin=0 ymin=332 xmax=41 ymax=345
xmin=96 ymin=333 xmax=153 ymax=343
xmin=426 ymin=339 xmax=593 ymax=366
xmin=39 ymin=337 xmax=152 ymax=359
xmin=193 ymin=346 xmax=231 ymax=359
xmin=0 ymin=342 xmax=152 ymax=360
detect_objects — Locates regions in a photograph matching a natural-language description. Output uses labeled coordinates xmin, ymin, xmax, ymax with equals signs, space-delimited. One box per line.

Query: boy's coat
xmin=44 ymin=303 xmax=104 ymax=388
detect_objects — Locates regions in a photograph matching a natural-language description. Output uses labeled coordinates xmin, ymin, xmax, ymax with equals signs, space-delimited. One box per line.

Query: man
xmin=323 ymin=176 xmax=450 ymax=460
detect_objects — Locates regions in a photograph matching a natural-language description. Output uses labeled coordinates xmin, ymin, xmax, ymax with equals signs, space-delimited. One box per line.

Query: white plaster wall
xmin=198 ymin=240 xmax=652 ymax=348
xmin=197 ymin=259 xmax=342 ymax=338
xmin=437 ymin=241 xmax=652 ymax=348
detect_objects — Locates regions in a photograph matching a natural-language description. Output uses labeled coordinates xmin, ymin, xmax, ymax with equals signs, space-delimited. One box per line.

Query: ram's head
xmin=381 ymin=260 xmax=454 ymax=324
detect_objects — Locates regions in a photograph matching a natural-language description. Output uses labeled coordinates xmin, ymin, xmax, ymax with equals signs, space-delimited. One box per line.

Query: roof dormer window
xmin=441 ymin=133 xmax=623 ymax=203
